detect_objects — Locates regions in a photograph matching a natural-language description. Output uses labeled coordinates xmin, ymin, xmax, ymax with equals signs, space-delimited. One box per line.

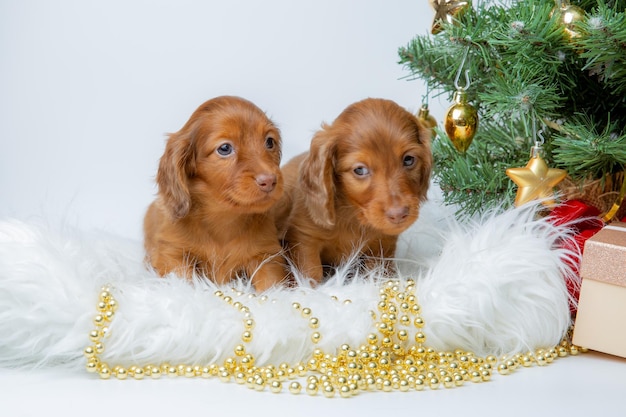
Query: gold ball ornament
xmin=430 ymin=0 xmax=471 ymax=34
xmin=505 ymin=148 xmax=567 ymax=207
xmin=551 ymin=0 xmax=585 ymax=39
xmin=444 ymin=90 xmax=478 ymax=153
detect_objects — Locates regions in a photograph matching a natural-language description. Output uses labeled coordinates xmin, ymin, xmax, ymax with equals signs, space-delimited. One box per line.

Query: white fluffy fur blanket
xmin=0 ymin=191 xmax=577 ymax=370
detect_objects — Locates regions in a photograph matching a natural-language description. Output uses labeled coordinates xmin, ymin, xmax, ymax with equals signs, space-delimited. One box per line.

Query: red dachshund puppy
xmin=275 ymin=98 xmax=432 ymax=282
xmin=144 ymin=96 xmax=287 ymax=291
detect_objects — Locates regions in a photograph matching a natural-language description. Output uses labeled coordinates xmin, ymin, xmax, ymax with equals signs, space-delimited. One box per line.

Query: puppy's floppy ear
xmin=413 ymin=116 xmax=434 ymax=201
xmin=156 ymin=129 xmax=196 ymax=219
xmin=299 ymin=126 xmax=336 ymax=228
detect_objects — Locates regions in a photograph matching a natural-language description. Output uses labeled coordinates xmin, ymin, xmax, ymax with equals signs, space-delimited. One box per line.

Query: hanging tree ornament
xmin=416 ymin=90 xmax=438 ymax=140
xmin=506 ymin=130 xmax=567 ymax=208
xmin=444 ymin=46 xmax=478 ymax=153
xmin=550 ymin=0 xmax=586 ymax=39
xmin=417 ymin=103 xmax=438 ymax=140
xmin=430 ymin=0 xmax=472 ymax=34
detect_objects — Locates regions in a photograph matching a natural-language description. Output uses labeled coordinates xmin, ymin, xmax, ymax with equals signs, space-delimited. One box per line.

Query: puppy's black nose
xmin=386 ymin=206 xmax=409 ymax=224
xmin=256 ymin=173 xmax=277 ymax=192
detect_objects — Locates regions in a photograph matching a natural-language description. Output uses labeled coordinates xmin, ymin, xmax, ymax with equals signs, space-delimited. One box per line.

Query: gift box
xmin=573 ymin=222 xmax=626 ymax=357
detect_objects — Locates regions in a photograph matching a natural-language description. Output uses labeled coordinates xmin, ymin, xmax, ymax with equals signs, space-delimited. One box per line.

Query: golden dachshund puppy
xmin=144 ymin=96 xmax=288 ymax=291
xmin=275 ymin=98 xmax=432 ymax=282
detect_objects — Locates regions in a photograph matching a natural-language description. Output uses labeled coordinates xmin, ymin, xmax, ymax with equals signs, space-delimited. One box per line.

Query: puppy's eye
xmin=216 ymin=143 xmax=234 ymax=156
xmin=403 ymin=155 xmax=416 ymax=168
xmin=353 ymin=165 xmax=370 ymax=177
xmin=265 ymin=137 xmax=276 ymax=150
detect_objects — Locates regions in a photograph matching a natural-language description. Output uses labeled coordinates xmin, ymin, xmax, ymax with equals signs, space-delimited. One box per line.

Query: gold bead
xmin=296 ymin=363 xmax=307 ymax=376
xmin=100 ymin=327 xmax=110 ymax=339
xmin=306 ymin=382 xmax=319 ymax=395
xmin=107 ymin=299 xmax=118 ymax=312
xmin=397 ymin=330 xmax=408 ymax=341
xmin=414 ymin=378 xmax=425 ymax=391
xmin=480 ymin=369 xmax=491 ymax=381
xmin=414 ymin=332 xmax=426 ymax=344
xmin=235 ymin=372 xmax=246 ymax=384
xmin=242 ymin=331 xmax=252 ymax=343
xmin=270 ymin=380 xmax=282 ymax=393
xmin=288 ymin=381 xmax=302 ymax=394
xmin=88 ymin=330 xmax=100 ymax=343
xmin=234 ymin=345 xmax=246 ymax=357
xmin=301 ymin=307 xmax=312 ymax=317
xmin=322 ymin=385 xmax=335 ymax=398
xmin=99 ymin=365 xmax=111 ymax=379
xmin=453 ymin=374 xmax=464 ymax=386
xmin=497 ymin=363 xmax=510 ymax=375
xmin=292 ymin=302 xmax=301 ymax=310
xmin=244 ymin=318 xmax=255 ymax=330
xmin=149 ymin=366 xmax=161 ymax=379
xmin=84 ymin=346 xmax=96 ymax=358
xmin=99 ymin=290 xmax=111 ymax=301
xmin=413 ymin=317 xmax=425 ymax=328
xmin=133 ymin=367 xmax=145 ymax=380
xmin=311 ymin=332 xmax=321 ymax=344
xmin=166 ymin=365 xmax=178 ymax=377
xmin=93 ymin=315 xmax=105 ymax=327
xmin=85 ymin=359 xmax=99 ymax=373
xmin=309 ymin=317 xmax=320 ymax=329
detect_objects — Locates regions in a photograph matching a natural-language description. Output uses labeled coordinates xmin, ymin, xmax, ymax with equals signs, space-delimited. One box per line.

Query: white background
xmin=0 ymin=0 xmax=443 ymax=241
xmin=2 ymin=1 xmax=626 ymax=416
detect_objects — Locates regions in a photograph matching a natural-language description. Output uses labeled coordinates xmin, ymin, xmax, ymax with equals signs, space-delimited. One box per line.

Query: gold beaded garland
xmin=84 ymin=281 xmax=585 ymax=397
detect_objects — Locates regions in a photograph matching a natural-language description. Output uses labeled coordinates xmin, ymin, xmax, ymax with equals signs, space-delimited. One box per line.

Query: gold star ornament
xmin=430 ymin=0 xmax=471 ymax=34
xmin=506 ymin=148 xmax=567 ymax=207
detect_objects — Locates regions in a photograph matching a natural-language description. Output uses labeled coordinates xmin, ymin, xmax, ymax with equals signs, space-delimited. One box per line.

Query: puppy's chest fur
xmin=156 ymin=206 xmax=280 ymax=278
xmin=317 ymin=210 xmax=397 ymax=265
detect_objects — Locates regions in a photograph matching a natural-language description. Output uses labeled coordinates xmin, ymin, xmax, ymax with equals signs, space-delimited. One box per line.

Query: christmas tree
xmin=399 ymin=0 xmax=626 ymax=219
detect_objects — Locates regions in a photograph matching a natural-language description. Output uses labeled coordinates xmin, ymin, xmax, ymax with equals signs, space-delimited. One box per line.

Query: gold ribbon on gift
xmin=602 ymin=173 xmax=626 ymax=223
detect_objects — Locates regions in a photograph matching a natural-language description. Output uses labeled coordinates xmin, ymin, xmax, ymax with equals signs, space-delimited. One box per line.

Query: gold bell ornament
xmin=444 ymin=46 xmax=478 ymax=153
xmin=550 ymin=0 xmax=586 ymax=39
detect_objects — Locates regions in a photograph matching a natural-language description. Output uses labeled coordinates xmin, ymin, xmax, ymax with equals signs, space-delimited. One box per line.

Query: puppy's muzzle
xmin=255 ymin=173 xmax=277 ymax=193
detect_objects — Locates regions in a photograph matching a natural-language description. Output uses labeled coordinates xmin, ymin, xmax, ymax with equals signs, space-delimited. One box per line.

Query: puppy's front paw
xmin=251 ymin=259 xmax=289 ymax=292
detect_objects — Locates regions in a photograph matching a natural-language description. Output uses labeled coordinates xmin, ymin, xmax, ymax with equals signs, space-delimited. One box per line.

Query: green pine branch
xmin=399 ymin=0 xmax=626 ymax=216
